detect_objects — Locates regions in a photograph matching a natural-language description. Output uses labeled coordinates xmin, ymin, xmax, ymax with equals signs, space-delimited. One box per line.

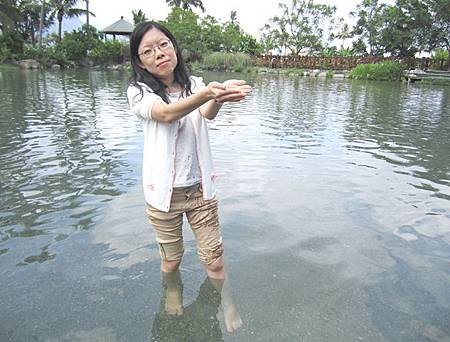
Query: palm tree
xmin=230 ymin=10 xmax=237 ymax=25
xmin=49 ymin=0 xmax=95 ymax=40
xmin=38 ymin=0 xmax=48 ymax=47
xmin=165 ymin=0 xmax=205 ymax=12
xmin=0 ymin=0 xmax=21 ymax=30
xmin=85 ymin=0 xmax=89 ymax=26
xmin=132 ymin=9 xmax=148 ymax=25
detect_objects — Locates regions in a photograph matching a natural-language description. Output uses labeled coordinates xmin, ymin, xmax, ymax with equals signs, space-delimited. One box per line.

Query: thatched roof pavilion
xmin=102 ymin=16 xmax=134 ymax=39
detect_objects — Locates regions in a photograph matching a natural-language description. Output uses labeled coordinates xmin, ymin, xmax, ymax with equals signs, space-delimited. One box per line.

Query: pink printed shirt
xmin=127 ymin=76 xmax=217 ymax=212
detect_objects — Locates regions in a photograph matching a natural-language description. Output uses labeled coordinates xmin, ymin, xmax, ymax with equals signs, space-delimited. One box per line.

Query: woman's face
xmin=137 ymin=28 xmax=178 ymax=86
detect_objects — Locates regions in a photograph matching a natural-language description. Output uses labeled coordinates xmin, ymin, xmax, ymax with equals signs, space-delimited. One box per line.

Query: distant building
xmin=101 ymin=17 xmax=134 ymax=40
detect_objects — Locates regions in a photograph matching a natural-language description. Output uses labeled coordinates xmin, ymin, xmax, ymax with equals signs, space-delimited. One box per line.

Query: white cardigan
xmin=127 ymin=76 xmax=217 ymax=212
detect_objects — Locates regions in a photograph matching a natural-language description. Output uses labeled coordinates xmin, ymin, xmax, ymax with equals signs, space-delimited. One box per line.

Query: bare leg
xmin=161 ymin=259 xmax=181 ymax=273
xmin=206 ymin=257 xmax=243 ymax=332
xmin=161 ymin=260 xmax=183 ymax=316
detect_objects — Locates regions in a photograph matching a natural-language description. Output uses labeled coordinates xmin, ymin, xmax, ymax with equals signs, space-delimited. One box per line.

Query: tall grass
xmin=349 ymin=61 xmax=405 ymax=81
xmin=201 ymin=52 xmax=253 ymax=72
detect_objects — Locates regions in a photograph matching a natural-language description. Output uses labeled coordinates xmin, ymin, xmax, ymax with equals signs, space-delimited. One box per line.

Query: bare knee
xmin=206 ymin=255 xmax=224 ymax=274
xmin=161 ymin=259 xmax=181 ymax=273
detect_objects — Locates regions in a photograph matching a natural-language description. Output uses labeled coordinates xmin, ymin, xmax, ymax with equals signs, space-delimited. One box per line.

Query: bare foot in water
xmin=164 ymin=288 xmax=183 ymax=315
xmin=223 ymin=303 xmax=243 ymax=332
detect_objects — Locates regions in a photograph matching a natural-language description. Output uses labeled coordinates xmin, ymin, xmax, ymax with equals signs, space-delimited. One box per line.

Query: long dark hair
xmin=129 ymin=21 xmax=192 ymax=103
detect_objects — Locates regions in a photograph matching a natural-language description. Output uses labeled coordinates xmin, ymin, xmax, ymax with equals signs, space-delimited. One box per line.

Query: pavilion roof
xmin=102 ymin=17 xmax=133 ymax=35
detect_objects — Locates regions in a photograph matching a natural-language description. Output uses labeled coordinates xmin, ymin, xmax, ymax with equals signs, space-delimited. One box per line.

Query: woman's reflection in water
xmin=151 ymin=271 xmax=242 ymax=341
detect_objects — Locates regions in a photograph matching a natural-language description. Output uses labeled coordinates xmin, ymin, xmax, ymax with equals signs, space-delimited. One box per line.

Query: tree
xmin=132 ymin=9 xmax=147 ymax=25
xmin=230 ymin=10 xmax=237 ymax=25
xmin=200 ymin=15 xmax=223 ymax=51
xmin=162 ymin=7 xmax=205 ymax=57
xmin=1 ymin=0 xmax=53 ymax=46
xmin=379 ymin=0 xmax=431 ymax=57
xmin=39 ymin=0 xmax=46 ymax=47
xmin=333 ymin=18 xmax=351 ymax=49
xmin=165 ymin=0 xmax=205 ymax=12
xmin=425 ymin=0 xmax=450 ymax=69
xmin=259 ymin=24 xmax=278 ymax=54
xmin=0 ymin=0 xmax=21 ymax=30
xmin=264 ymin=0 xmax=336 ymax=55
xmin=19 ymin=0 xmax=44 ymax=45
xmin=85 ymin=0 xmax=89 ymax=26
xmin=351 ymin=0 xmax=386 ymax=55
xmin=48 ymin=0 xmax=95 ymax=41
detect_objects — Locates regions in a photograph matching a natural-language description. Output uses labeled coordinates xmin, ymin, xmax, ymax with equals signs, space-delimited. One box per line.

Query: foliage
xmin=201 ymin=52 xmax=253 ymax=72
xmin=132 ymin=9 xmax=147 ymax=25
xmin=220 ymin=22 xmax=261 ymax=55
xmin=20 ymin=43 xmax=65 ymax=65
xmin=162 ymin=7 xmax=261 ymax=59
xmin=351 ymin=0 xmax=386 ymax=55
xmin=261 ymin=0 xmax=336 ymax=55
xmin=0 ymin=0 xmax=21 ymax=30
xmin=165 ymin=0 xmax=205 ymax=12
xmin=432 ymin=48 xmax=449 ymax=69
xmin=379 ymin=0 xmax=431 ymax=57
xmin=0 ymin=46 xmax=12 ymax=63
xmin=55 ymin=24 xmax=101 ymax=62
xmin=48 ymin=0 xmax=95 ymax=41
xmin=259 ymin=24 xmax=277 ymax=54
xmin=432 ymin=49 xmax=449 ymax=62
xmin=88 ymin=40 xmax=125 ymax=64
xmin=162 ymin=7 xmax=205 ymax=58
xmin=332 ymin=18 xmax=351 ymax=49
xmin=0 ymin=30 xmax=24 ymax=56
xmin=349 ymin=61 xmax=405 ymax=81
xmin=425 ymin=0 xmax=450 ymax=69
xmin=199 ymin=15 xmax=223 ymax=51
xmin=351 ymin=38 xmax=368 ymax=56
xmin=321 ymin=46 xmax=353 ymax=57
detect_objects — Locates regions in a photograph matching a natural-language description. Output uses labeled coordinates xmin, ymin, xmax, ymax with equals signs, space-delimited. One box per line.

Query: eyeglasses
xmin=138 ymin=39 xmax=173 ymax=59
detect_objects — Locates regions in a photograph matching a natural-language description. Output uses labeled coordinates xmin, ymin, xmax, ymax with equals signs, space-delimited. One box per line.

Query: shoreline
xmin=3 ymin=61 xmax=449 ymax=85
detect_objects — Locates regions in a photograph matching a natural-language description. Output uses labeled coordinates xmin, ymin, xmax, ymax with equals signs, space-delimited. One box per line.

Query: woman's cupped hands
xmin=206 ymin=80 xmax=252 ymax=104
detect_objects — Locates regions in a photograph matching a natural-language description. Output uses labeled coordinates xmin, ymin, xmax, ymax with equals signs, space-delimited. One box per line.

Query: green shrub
xmin=0 ymin=31 xmax=24 ymax=58
xmin=201 ymin=52 xmax=252 ymax=71
xmin=0 ymin=46 xmax=12 ymax=63
xmin=349 ymin=61 xmax=405 ymax=81
xmin=21 ymin=45 xmax=47 ymax=60
xmin=432 ymin=49 xmax=449 ymax=62
xmin=89 ymin=40 xmax=125 ymax=64
xmin=20 ymin=44 xmax=68 ymax=66
xmin=57 ymin=25 xmax=102 ymax=62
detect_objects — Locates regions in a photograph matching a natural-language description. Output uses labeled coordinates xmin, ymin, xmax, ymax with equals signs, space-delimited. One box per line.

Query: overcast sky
xmin=82 ymin=0 xmax=394 ymax=38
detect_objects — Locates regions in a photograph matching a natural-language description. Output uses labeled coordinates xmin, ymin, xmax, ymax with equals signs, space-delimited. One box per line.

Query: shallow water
xmin=0 ymin=66 xmax=449 ymax=341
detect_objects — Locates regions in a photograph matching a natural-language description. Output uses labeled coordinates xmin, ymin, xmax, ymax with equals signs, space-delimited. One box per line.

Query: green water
xmin=1 ymin=66 xmax=449 ymax=341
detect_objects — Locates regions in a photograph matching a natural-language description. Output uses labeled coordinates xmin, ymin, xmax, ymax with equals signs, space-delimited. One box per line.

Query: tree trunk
xmin=38 ymin=0 xmax=45 ymax=47
xmin=31 ymin=26 xmax=36 ymax=46
xmin=58 ymin=17 xmax=62 ymax=41
xmin=86 ymin=0 xmax=89 ymax=26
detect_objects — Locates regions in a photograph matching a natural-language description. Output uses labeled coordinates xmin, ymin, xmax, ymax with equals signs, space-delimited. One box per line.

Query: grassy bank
xmin=192 ymin=52 xmax=254 ymax=72
xmin=348 ymin=61 xmax=405 ymax=81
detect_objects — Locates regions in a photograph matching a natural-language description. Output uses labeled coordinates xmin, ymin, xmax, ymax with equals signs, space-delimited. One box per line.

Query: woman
xmin=127 ymin=21 xmax=250 ymax=331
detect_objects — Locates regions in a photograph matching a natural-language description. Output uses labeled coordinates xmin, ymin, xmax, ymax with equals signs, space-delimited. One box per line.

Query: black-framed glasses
xmin=138 ymin=39 xmax=173 ymax=59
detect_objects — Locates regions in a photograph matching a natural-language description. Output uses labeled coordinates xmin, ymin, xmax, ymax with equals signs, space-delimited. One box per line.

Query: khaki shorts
xmin=146 ymin=183 xmax=223 ymax=265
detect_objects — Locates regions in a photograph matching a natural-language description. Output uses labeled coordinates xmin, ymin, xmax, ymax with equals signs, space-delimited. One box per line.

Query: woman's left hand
xmin=215 ymin=80 xmax=252 ymax=103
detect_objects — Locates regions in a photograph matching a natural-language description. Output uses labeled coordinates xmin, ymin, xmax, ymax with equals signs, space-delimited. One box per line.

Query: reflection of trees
xmin=0 ymin=68 xmax=134 ymax=251
xmin=255 ymin=75 xmax=347 ymax=155
xmin=344 ymin=81 xmax=450 ymax=189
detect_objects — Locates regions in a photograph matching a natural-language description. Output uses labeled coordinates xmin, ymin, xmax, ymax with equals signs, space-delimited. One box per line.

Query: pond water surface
xmin=1 ymin=66 xmax=449 ymax=341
